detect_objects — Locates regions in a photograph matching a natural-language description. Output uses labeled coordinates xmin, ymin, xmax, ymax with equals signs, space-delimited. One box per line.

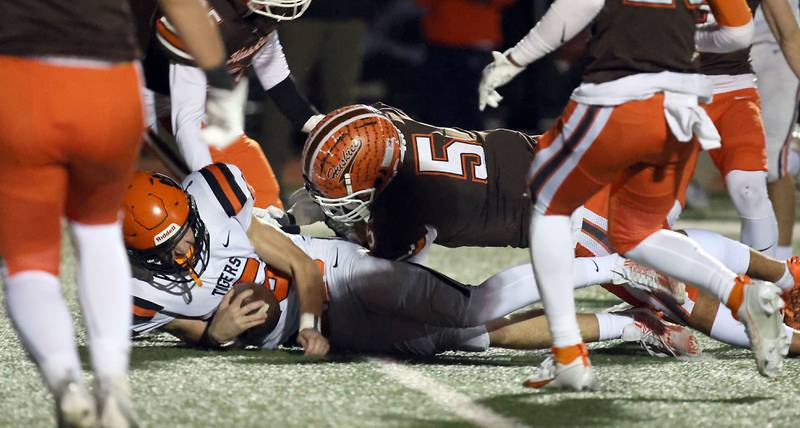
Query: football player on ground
xmin=123 ymin=166 xmax=700 ymax=358
xmin=0 ymin=0 xmax=233 ymax=426
xmin=143 ymin=0 xmax=322 ymax=209
xmin=479 ymin=0 xmax=788 ymax=389
xmin=751 ymin=1 xmax=800 ymax=262
xmin=298 ymin=103 xmax=800 ymax=358
xmin=575 ymin=186 xmax=800 ymax=355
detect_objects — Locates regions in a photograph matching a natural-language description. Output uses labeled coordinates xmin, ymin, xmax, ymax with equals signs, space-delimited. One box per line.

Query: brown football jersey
xmin=155 ymin=0 xmax=277 ymax=78
xmin=0 ymin=0 xmax=139 ymax=61
xmin=583 ymin=0 xmax=703 ymax=84
xmin=364 ymin=104 xmax=536 ymax=260
xmin=698 ymin=0 xmax=760 ymax=76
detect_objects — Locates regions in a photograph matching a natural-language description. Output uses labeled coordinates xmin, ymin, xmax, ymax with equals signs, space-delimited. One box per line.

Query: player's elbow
xmin=720 ymin=21 xmax=754 ymax=52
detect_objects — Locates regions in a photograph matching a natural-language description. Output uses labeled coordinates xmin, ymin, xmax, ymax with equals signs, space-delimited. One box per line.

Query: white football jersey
xmin=131 ymin=163 xmax=300 ymax=349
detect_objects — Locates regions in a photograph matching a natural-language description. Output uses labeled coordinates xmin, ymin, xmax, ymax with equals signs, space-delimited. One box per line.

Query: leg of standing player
xmin=0 ymin=58 xmax=143 ymax=425
xmin=704 ymin=88 xmax=778 ymax=256
xmin=529 ymin=95 xmax=786 ymax=387
xmin=752 ymin=40 xmax=800 ymax=261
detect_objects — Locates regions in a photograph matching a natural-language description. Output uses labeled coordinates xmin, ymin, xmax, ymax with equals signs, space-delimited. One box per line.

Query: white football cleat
xmin=95 ymin=377 xmax=138 ymax=428
xmin=736 ymin=279 xmax=790 ymax=378
xmin=55 ymin=381 xmax=96 ymax=428
xmin=621 ymin=308 xmax=701 ymax=358
xmin=611 ymin=259 xmax=685 ymax=303
xmin=523 ymin=344 xmax=594 ymax=391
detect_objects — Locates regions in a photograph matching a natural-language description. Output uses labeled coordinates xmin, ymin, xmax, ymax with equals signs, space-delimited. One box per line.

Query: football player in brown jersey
xmin=143 ymin=0 xmax=321 ymax=209
xmin=0 ymin=0 xmax=233 ymax=426
xmin=479 ymin=0 xmax=787 ymax=389
xmin=297 ymin=103 xmax=800 ymax=360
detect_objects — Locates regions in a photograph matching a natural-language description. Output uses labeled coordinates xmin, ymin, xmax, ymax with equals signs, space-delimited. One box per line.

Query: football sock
xmin=684 ymin=228 xmax=750 ymax=275
xmin=625 ymin=229 xmax=737 ymax=305
xmin=530 ymin=213 xmax=583 ymax=348
xmin=709 ymin=302 xmax=796 ymax=348
xmin=725 ymin=171 xmax=777 ymax=257
xmin=3 ymin=270 xmax=82 ymax=391
xmin=775 ymin=263 xmax=795 ymax=291
xmin=595 ymin=313 xmax=634 ymax=341
xmin=70 ymin=221 xmax=131 ymax=381
xmin=574 ymin=254 xmax=623 ymax=287
xmin=776 ymin=245 xmax=793 ymax=261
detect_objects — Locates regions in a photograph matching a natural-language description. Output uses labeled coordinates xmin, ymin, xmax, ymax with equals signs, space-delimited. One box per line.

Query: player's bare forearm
xmin=162 ymin=318 xmax=208 ymax=345
xmin=158 ymin=0 xmax=226 ymax=70
xmin=763 ymin=0 xmax=800 ymax=78
xmin=247 ymin=215 xmax=325 ymax=316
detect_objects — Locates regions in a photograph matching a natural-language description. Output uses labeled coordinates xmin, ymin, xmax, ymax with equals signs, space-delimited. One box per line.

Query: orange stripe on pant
xmin=0 ymin=56 xmax=144 ymax=275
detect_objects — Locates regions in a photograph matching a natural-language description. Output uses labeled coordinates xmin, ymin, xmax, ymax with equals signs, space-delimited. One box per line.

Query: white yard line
xmin=369 ymin=357 xmax=528 ymax=428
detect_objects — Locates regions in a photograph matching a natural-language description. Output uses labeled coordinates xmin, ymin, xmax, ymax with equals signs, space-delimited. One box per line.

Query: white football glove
xmin=287 ymin=187 xmax=326 ymax=225
xmin=202 ymin=78 xmax=248 ymax=149
xmin=478 ymin=51 xmax=525 ymax=111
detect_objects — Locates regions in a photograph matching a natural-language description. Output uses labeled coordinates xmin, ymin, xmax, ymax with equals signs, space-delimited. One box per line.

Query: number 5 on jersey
xmin=413 ymin=134 xmax=488 ymax=183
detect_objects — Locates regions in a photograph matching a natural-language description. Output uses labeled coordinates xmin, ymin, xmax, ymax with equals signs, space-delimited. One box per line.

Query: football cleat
xmin=95 ymin=377 xmax=139 ymax=428
xmin=523 ymin=343 xmax=594 ymax=391
xmin=621 ymin=308 xmax=701 ymax=358
xmin=611 ymin=259 xmax=685 ymax=303
xmin=734 ymin=278 xmax=790 ymax=378
xmin=55 ymin=381 xmax=96 ymax=428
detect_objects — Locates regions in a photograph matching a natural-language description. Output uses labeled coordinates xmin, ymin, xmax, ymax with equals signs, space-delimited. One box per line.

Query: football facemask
xmin=247 ymin=0 xmax=312 ymax=21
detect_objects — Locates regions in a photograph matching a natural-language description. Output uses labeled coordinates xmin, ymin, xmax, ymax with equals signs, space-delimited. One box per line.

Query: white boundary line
xmin=369 ymin=357 xmax=528 ymax=428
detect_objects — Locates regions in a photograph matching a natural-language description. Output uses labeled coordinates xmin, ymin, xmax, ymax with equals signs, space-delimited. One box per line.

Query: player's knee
xmin=725 ymin=170 xmax=770 ymax=215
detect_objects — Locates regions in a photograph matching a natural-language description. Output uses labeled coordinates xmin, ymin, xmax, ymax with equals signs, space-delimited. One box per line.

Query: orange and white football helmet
xmin=123 ymin=172 xmax=209 ymax=291
xmin=301 ymin=104 xmax=406 ymax=225
xmin=247 ymin=0 xmax=312 ymax=21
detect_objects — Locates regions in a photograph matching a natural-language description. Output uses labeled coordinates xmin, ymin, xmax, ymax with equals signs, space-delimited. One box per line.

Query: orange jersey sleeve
xmin=708 ymin=0 xmax=753 ymax=27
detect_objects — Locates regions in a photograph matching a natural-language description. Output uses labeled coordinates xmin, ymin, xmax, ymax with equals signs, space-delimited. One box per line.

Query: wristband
xmin=299 ymin=313 xmax=321 ymax=332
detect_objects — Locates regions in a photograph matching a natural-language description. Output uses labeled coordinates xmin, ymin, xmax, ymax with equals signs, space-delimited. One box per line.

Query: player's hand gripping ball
xmin=230 ymin=282 xmax=282 ymax=346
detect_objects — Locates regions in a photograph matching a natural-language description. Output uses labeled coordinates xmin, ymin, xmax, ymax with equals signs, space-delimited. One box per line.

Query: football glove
xmin=478 ymin=51 xmax=525 ymax=111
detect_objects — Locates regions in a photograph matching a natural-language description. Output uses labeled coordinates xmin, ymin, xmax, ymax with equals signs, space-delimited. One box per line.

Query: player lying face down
xmin=123 ymin=168 xmax=700 ymax=358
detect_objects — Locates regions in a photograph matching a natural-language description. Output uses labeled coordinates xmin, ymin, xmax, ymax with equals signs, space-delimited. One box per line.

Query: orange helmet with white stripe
xmin=301 ymin=104 xmax=406 ymax=225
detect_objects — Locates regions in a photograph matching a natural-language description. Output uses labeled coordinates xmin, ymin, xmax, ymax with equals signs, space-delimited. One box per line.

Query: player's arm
xmin=246 ymin=215 xmax=330 ymax=356
xmin=158 ymin=0 xmax=226 ymax=70
xmin=159 ymin=0 xmax=244 ymax=149
xmin=251 ymin=32 xmax=322 ymax=134
xmin=762 ymin=0 xmax=800 ymax=78
xmin=478 ymin=0 xmax=604 ymax=110
xmin=697 ymin=0 xmax=754 ymax=53
xmin=161 ymin=289 xmax=267 ymax=348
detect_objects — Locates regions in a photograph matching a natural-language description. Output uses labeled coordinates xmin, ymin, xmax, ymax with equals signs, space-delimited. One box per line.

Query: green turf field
xmin=1 ymin=212 xmax=799 ymax=427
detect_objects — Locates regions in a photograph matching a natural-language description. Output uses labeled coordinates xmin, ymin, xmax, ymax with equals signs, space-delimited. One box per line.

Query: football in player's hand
xmin=231 ymin=282 xmax=281 ymax=346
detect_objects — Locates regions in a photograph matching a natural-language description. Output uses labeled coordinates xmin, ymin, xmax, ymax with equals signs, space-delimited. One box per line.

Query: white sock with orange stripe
xmin=3 ymin=270 xmax=83 ymax=391
xmin=530 ymin=213 xmax=583 ymax=348
xmin=624 ymin=229 xmax=738 ymax=305
xmin=70 ymin=221 xmax=132 ymax=381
